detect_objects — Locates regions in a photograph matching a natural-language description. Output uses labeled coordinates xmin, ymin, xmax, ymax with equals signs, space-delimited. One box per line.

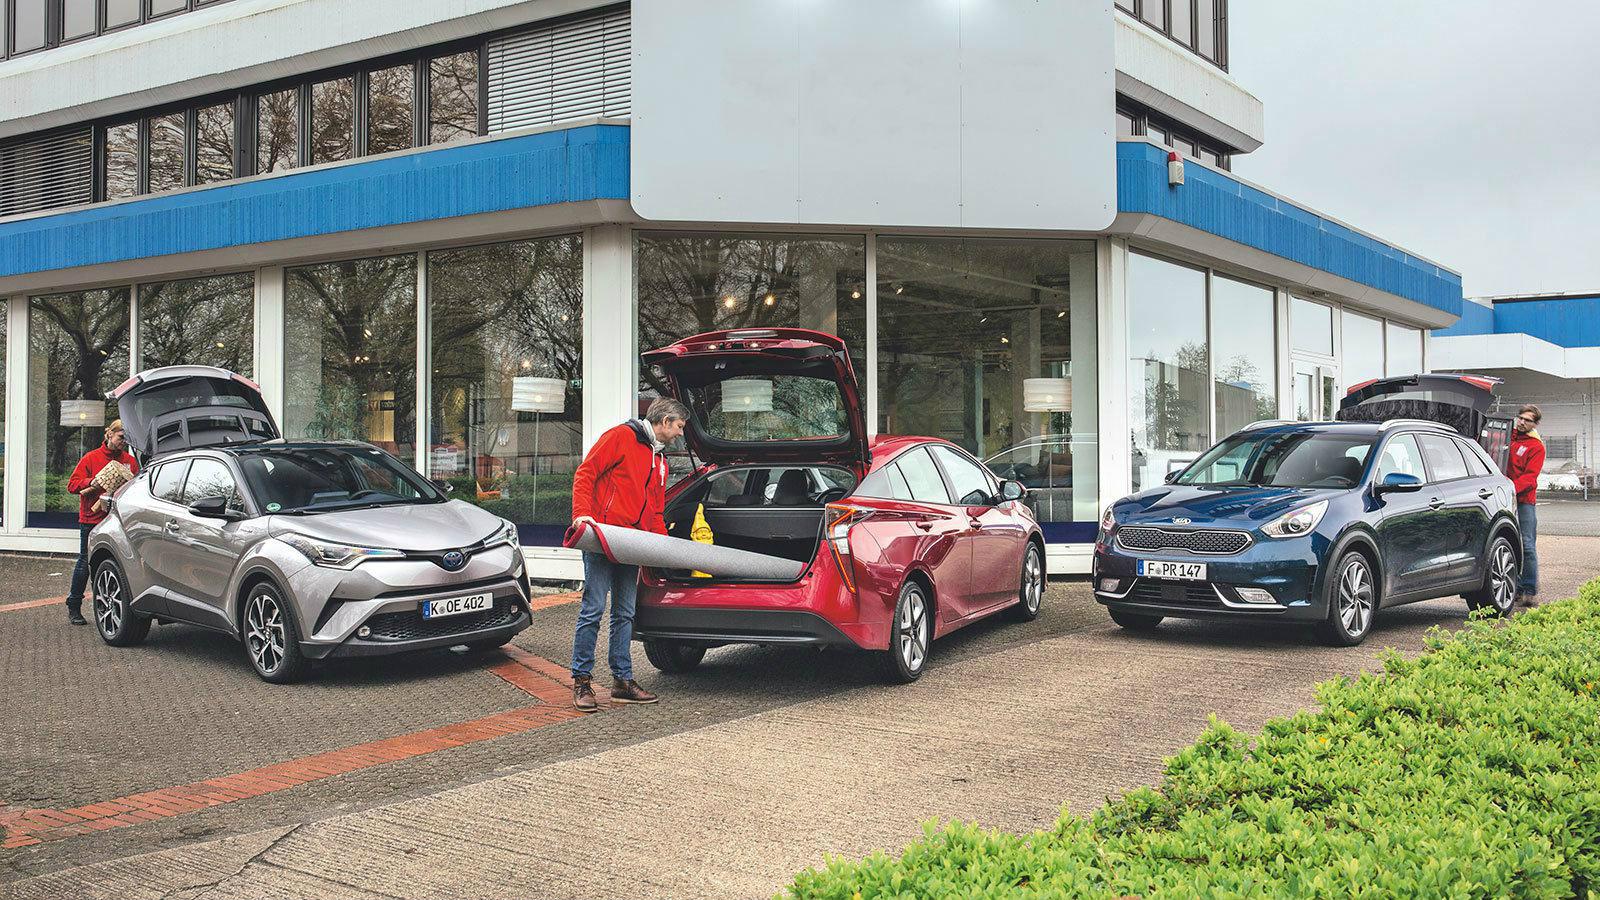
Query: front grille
xmin=362 ymin=598 xmax=522 ymax=642
xmin=1126 ymin=580 xmax=1222 ymax=606
xmin=1117 ymin=526 xmax=1252 ymax=555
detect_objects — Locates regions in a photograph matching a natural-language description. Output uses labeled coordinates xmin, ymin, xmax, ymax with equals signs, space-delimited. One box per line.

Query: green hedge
xmin=788 ymin=583 xmax=1600 ymax=899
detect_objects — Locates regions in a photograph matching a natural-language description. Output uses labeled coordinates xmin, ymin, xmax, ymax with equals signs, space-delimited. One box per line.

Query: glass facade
xmin=27 ymin=290 xmax=130 ymax=528
xmin=194 ymin=102 xmax=236 ymax=185
xmin=284 ymin=255 xmax=417 ymax=460
xmin=137 ymin=274 xmax=254 ymax=373
xmin=429 ymin=236 xmax=583 ymax=532
xmin=1386 ymin=322 xmax=1424 ymax=375
xmin=0 ymin=303 xmax=5 ymax=522
xmin=878 ymin=237 xmax=1099 ymax=525
xmin=104 ymin=121 xmax=139 ymax=200
xmin=428 ymin=52 xmax=480 ymax=145
xmin=1291 ymin=297 xmax=1334 ymax=356
xmin=1211 ymin=275 xmax=1276 ymax=437
xmin=147 ymin=112 xmax=186 ymax=193
xmin=1128 ymin=253 xmax=1208 ymax=492
xmin=367 ymin=64 xmax=416 ymax=156
xmin=1340 ymin=310 xmax=1385 ymax=387
xmin=311 ymin=77 xmax=356 ymax=165
xmin=256 ymin=89 xmax=298 ymax=174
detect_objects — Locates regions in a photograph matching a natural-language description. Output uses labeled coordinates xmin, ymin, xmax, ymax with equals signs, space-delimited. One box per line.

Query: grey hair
xmin=645 ymin=398 xmax=691 ymax=425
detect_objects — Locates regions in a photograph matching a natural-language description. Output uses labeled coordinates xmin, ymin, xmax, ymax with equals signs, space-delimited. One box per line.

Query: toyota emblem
xmin=1172 ymin=517 xmax=1192 ymax=526
xmin=440 ymin=550 xmax=467 ymax=571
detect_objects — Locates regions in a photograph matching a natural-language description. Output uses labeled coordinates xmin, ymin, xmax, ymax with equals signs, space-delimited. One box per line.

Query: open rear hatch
xmin=1337 ymin=373 xmax=1513 ymax=470
xmin=111 ymin=366 xmax=279 ymax=461
xmin=641 ymin=328 xmax=868 ymax=466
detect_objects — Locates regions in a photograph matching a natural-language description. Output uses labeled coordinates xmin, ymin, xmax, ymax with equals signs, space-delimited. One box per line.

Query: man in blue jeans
xmin=1507 ymin=404 xmax=1546 ymax=606
xmin=64 ymin=419 xmax=138 ymax=625
xmin=567 ymin=399 xmax=688 ymax=712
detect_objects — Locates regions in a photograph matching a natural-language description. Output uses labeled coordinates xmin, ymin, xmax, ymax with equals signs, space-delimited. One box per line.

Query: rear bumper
xmin=633 ymin=605 xmax=861 ymax=648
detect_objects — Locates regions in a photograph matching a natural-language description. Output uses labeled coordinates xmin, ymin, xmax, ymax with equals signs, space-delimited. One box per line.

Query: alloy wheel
xmin=899 ymin=588 xmax=929 ymax=673
xmin=1488 ymin=541 xmax=1519 ymax=611
xmin=1023 ymin=548 xmax=1043 ymax=614
xmin=1337 ymin=557 xmax=1374 ymax=636
xmin=93 ymin=567 xmax=123 ymax=636
xmin=245 ymin=591 xmax=287 ymax=676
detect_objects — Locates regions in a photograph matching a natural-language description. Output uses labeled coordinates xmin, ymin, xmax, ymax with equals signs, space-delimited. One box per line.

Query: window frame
xmin=1115 ymin=0 xmax=1228 ymax=71
xmin=2 ymin=0 xmax=237 ymax=62
xmin=1115 ymin=100 xmax=1233 ymax=170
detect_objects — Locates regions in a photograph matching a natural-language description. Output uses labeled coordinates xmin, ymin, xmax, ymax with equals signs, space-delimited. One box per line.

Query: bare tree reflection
xmin=139 ymin=275 xmax=254 ymax=373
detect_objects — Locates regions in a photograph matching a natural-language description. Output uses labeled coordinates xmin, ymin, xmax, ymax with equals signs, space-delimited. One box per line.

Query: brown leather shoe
xmin=611 ymin=678 xmax=658 ymax=704
xmin=572 ymin=675 xmax=599 ymax=713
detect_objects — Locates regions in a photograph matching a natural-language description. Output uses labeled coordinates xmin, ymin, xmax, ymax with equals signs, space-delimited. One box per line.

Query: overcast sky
xmin=1228 ymin=1 xmax=1600 ymax=299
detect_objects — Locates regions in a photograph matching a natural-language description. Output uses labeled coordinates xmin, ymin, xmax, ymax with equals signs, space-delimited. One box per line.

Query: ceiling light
xmin=850 ymin=289 xmax=861 ymax=300
xmin=723 ymin=296 xmax=737 ymax=308
xmin=1000 ymin=336 xmax=1010 ymax=344
xmin=764 ymin=294 xmax=776 ymax=306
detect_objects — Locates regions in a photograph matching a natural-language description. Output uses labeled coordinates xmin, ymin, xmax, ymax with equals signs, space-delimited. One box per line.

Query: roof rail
xmin=1240 ymin=419 xmax=1295 ymax=431
xmin=1377 ymin=419 xmax=1455 ymax=432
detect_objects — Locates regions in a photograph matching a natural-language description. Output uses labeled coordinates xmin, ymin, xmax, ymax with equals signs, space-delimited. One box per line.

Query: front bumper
xmin=633 ymin=605 xmax=860 ymax=648
xmin=1092 ymin=530 xmax=1327 ymax=622
xmin=304 ymin=601 xmax=531 ymax=659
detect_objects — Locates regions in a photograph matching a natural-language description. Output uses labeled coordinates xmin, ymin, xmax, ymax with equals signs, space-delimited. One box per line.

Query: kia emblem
xmin=1172 ymin=517 xmax=1192 ymax=526
xmin=440 ymin=550 xmax=467 ymax=571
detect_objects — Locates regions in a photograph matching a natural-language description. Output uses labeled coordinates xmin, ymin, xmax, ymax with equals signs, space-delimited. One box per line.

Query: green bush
xmin=787 ymin=583 xmax=1600 ymax=899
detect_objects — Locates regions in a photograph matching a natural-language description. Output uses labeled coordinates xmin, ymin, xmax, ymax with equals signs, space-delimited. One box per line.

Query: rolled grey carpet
xmin=563 ymin=521 xmax=806 ymax=581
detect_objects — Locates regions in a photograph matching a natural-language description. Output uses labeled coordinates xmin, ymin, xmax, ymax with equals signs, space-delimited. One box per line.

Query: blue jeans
xmin=571 ymin=551 xmax=639 ymax=681
xmin=1518 ymin=503 xmax=1539 ymax=596
xmin=65 ymin=524 xmax=94 ymax=612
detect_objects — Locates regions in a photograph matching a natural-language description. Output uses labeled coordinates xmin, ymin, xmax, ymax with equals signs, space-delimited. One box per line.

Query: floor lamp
xmin=511 ymin=376 xmax=565 ymax=521
xmin=60 ymin=399 xmax=106 ymax=471
xmin=1022 ymin=377 xmax=1071 ymax=519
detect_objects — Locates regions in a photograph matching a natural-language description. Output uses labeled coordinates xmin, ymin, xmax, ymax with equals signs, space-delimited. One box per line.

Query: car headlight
xmin=1100 ymin=504 xmax=1117 ymax=533
xmin=280 ymin=532 xmax=405 ymax=569
xmin=1261 ymin=500 xmax=1330 ymax=538
xmin=492 ymin=519 xmax=520 ymax=548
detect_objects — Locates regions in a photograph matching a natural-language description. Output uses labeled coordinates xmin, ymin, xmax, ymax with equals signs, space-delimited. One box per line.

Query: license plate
xmin=1138 ymin=560 xmax=1207 ymax=581
xmin=422 ymin=592 xmax=493 ymax=619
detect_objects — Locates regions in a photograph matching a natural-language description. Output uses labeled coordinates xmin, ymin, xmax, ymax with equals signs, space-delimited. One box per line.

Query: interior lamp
xmin=721 ymin=379 xmax=774 ymax=413
xmin=1023 ymin=377 xmax=1071 ymax=413
xmin=511 ymin=376 xmax=565 ymax=414
xmin=60 ymin=399 xmax=106 ymax=428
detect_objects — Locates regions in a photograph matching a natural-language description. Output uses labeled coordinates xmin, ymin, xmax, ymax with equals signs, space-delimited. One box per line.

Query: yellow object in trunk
xmin=691 ymin=503 xmax=715 ymax=578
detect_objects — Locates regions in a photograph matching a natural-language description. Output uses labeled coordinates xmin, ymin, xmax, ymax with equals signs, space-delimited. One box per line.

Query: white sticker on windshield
xmin=266 ymin=502 xmax=281 ymax=512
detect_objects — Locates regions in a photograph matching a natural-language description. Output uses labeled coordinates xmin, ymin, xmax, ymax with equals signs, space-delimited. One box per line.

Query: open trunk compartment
xmin=661 ymin=464 xmax=856 ymax=582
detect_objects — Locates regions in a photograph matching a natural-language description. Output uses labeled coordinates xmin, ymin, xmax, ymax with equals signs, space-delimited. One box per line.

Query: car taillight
xmin=825 ymin=503 xmax=873 ymax=593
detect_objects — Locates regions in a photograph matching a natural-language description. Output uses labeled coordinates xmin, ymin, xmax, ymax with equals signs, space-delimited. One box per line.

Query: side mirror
xmin=1164 ymin=470 xmax=1181 ymax=485
xmin=1375 ymin=472 xmax=1423 ymax=495
xmin=432 ymin=479 xmax=455 ymax=495
xmin=998 ymin=480 xmax=1026 ymax=503
xmin=189 ymin=495 xmax=243 ymax=520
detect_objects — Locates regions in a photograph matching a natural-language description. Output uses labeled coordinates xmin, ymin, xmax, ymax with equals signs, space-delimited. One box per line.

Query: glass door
xmin=1292 ymin=358 xmax=1339 ymax=421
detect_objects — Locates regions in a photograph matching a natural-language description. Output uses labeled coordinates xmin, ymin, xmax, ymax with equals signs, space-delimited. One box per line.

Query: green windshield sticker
xmin=266 ymin=502 xmax=281 ymax=512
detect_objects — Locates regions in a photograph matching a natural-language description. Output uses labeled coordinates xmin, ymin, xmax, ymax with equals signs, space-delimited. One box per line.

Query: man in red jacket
xmin=567 ymin=398 xmax=688 ymax=712
xmin=1507 ymin=404 xmax=1545 ymax=605
xmin=64 ymin=418 xmax=139 ymax=625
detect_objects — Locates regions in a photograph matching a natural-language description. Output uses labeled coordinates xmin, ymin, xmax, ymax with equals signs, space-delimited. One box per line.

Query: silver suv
xmin=88 ymin=366 xmax=530 ymax=683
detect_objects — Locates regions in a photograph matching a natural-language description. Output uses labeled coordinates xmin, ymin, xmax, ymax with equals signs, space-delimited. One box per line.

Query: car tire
xmin=241 ymin=582 xmax=307 ymax=684
xmin=1108 ymin=609 xmax=1162 ymax=631
xmin=93 ymin=559 xmax=151 ymax=647
xmin=1008 ymin=543 xmax=1045 ymax=622
xmin=1464 ymin=534 xmax=1520 ymax=617
xmin=643 ymin=639 xmax=707 ymax=673
xmin=1316 ymin=550 xmax=1378 ymax=647
xmin=881 ymin=580 xmax=932 ymax=684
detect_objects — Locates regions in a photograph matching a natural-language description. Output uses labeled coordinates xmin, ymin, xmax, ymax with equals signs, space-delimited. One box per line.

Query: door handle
xmin=914 ymin=522 xmax=935 ymax=531
xmin=1478 ymin=488 xmax=1494 ymax=500
xmin=1428 ymin=497 xmax=1444 ymax=510
xmin=163 ymin=519 xmax=181 ymax=533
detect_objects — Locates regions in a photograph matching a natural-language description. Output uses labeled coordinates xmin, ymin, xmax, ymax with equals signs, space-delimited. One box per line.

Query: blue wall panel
xmin=0 ymin=124 xmax=629 ymax=278
xmin=1432 ymin=300 xmax=1496 ymax=337
xmin=1116 ymin=141 xmax=1464 ymax=319
xmin=1488 ymin=296 xmax=1600 ymax=348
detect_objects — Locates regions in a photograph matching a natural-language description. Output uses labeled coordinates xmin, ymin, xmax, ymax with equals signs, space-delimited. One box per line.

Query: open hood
xmin=110 ymin=366 xmax=279 ymax=460
xmin=641 ymin=329 xmax=867 ymax=465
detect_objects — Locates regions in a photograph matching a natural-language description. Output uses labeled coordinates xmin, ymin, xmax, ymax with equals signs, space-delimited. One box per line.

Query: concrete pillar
xmin=583 ymin=224 xmax=635 ymax=454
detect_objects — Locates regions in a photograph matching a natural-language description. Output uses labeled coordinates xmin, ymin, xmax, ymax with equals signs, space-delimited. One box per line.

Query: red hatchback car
xmin=634 ymin=328 xmax=1045 ymax=682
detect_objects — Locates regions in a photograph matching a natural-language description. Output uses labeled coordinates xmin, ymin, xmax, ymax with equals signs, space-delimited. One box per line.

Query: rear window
xmin=685 ymin=374 xmax=849 ymax=443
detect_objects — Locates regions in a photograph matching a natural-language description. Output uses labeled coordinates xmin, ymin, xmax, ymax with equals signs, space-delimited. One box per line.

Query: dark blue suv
xmin=1093 ymin=420 xmax=1522 ymax=645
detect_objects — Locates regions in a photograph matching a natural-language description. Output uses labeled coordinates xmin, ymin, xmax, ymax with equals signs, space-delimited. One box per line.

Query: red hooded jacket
xmin=1507 ymin=430 xmax=1544 ymax=505
xmin=67 ymin=444 xmax=140 ymax=525
xmin=571 ymin=420 xmax=668 ymax=535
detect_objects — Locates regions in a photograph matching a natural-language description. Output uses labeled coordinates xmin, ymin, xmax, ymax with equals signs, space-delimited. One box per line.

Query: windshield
xmin=238 ymin=446 xmax=443 ymax=513
xmin=1175 ymin=432 xmax=1374 ymax=489
xmin=685 ymin=374 xmax=848 ymax=443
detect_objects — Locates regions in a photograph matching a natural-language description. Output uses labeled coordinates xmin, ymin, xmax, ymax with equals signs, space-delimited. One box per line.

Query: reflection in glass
xmin=635 ymin=233 xmax=866 ymax=479
xmin=1291 ymin=297 xmax=1333 ymax=355
xmin=429 ymin=52 xmax=480 ymax=145
xmin=1141 ymin=0 xmax=1164 ymax=30
xmin=311 ymin=77 xmax=355 ymax=165
xmin=429 ymin=236 xmax=583 ymax=527
xmin=256 ymin=89 xmax=298 ymax=174
xmin=105 ymin=0 xmax=140 ymax=26
xmin=1197 ymin=0 xmax=1216 ymax=59
xmin=1211 ymin=275 xmax=1276 ymax=437
xmin=62 ymin=0 xmax=96 ymax=39
xmin=1169 ymin=0 xmax=1192 ymax=47
xmin=284 ymin=256 xmax=417 ymax=460
xmin=27 ymin=290 xmax=130 ymax=528
xmin=195 ymin=102 xmax=236 ymax=184
xmin=150 ymin=0 xmax=187 ymax=15
xmin=1340 ymin=310 xmax=1384 ymax=388
xmin=12 ymin=0 xmax=46 ymax=52
xmin=104 ymin=122 xmax=140 ymax=199
xmin=138 ymin=274 xmax=254 ymax=374
xmin=1386 ymin=323 xmax=1423 ymax=376
xmin=879 ymin=237 xmax=1098 ymax=522
xmin=1128 ymin=253 xmax=1207 ymax=492
xmin=367 ymin=64 xmax=415 ymax=155
xmin=147 ymin=113 xmax=186 ymax=193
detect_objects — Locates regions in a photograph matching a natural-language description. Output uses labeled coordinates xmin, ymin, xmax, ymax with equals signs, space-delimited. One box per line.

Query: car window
xmin=897 ymin=447 xmax=952 ymax=505
xmin=1376 ymin=434 xmax=1425 ymax=481
xmin=930 ymin=445 xmax=995 ymax=506
xmin=182 ymin=458 xmax=239 ymax=507
xmin=985 ymin=438 xmax=1073 ymax=488
xmin=857 ymin=463 xmax=913 ymax=501
xmin=1419 ymin=433 xmax=1470 ymax=482
xmin=1456 ymin=438 xmax=1493 ymax=477
xmin=151 ymin=460 xmax=190 ymax=503
xmin=701 ymin=470 xmax=751 ymax=507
